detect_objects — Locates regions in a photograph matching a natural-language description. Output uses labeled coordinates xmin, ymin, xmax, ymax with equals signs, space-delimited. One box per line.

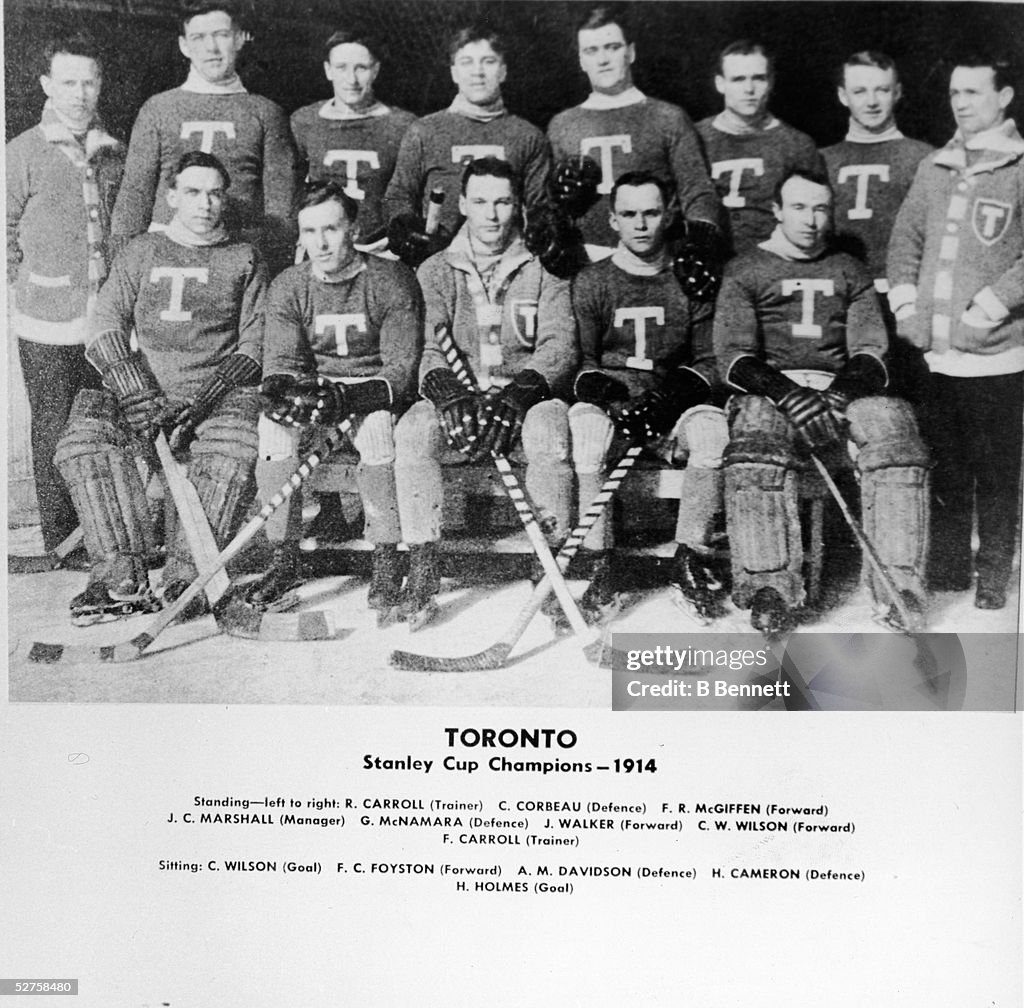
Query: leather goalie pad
xmin=568 ymin=402 xmax=615 ymax=474
xmin=54 ymin=389 xmax=155 ymax=594
xmin=522 ymin=400 xmax=572 ymax=545
xmin=847 ymin=397 xmax=931 ymax=471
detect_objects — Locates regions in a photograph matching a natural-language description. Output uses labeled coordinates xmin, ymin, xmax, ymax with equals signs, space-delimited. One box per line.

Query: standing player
xmin=290 ymin=30 xmax=417 ymax=252
xmin=715 ymin=169 xmax=929 ymax=636
xmin=546 ymin=4 xmax=721 ymax=269
xmin=55 ymin=152 xmax=267 ymax=623
xmin=571 ymin=171 xmax=727 ymax=623
xmin=6 ymin=33 xmax=123 ymax=564
xmin=698 ymin=40 xmax=822 ymax=257
xmin=393 ymin=157 xmax=578 ymax=627
xmin=110 ymin=1 xmax=299 ymax=272
xmin=888 ymin=52 xmax=1024 ymax=611
xmin=247 ymin=181 xmax=423 ymax=614
xmin=383 ymin=26 xmax=551 ymax=266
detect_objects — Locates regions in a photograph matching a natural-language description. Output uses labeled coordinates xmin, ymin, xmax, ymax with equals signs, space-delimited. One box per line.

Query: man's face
xmin=459 ymin=174 xmax=517 ymax=251
xmin=178 ymin=10 xmax=246 ymax=84
xmin=324 ymin=42 xmax=379 ymax=110
xmin=716 ymin=52 xmax=772 ymax=121
xmin=609 ymin=182 xmax=667 ymax=259
xmin=40 ymin=53 xmax=101 ymax=130
xmin=839 ymin=64 xmax=901 ymax=133
xmin=298 ymin=198 xmax=357 ymax=278
xmin=450 ymin=40 xmax=506 ymax=106
xmin=949 ymin=65 xmax=1013 ymax=139
xmin=577 ymin=23 xmax=635 ymax=95
xmin=773 ymin=175 xmax=832 ymax=254
xmin=166 ymin=165 xmax=227 ymax=236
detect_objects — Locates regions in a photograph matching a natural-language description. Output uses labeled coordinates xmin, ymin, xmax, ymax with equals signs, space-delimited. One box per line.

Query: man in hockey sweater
xmin=6 ymin=32 xmax=123 ymax=564
xmin=715 ymin=168 xmax=929 ymax=636
xmin=546 ymin=4 xmax=721 ymax=274
xmin=55 ymin=151 xmax=267 ymax=623
xmin=698 ymin=40 xmax=822 ymax=257
xmin=290 ymin=30 xmax=417 ymax=252
xmin=393 ymin=157 xmax=578 ymax=626
xmin=247 ymin=180 xmax=423 ymax=615
xmin=888 ymin=52 xmax=1024 ymax=611
xmin=570 ymin=171 xmax=728 ymax=623
xmin=110 ymin=1 xmax=299 ymax=273
xmin=383 ymin=25 xmax=551 ymax=268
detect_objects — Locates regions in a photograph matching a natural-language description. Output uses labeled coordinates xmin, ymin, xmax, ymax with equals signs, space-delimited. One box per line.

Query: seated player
xmin=571 ymin=171 xmax=728 ymax=624
xmin=714 ymin=168 xmax=930 ymax=636
xmin=247 ymin=180 xmax=423 ymax=615
xmin=393 ymin=156 xmax=578 ymax=628
xmin=55 ymin=151 xmax=266 ymax=623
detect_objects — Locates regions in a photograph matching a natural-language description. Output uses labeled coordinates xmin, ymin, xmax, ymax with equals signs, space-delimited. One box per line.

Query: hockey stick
xmin=435 ymin=326 xmax=590 ymax=636
xmin=808 ymin=452 xmax=923 ymax=634
xmin=8 ymin=526 xmax=85 ymax=574
xmin=26 ymin=419 xmax=353 ymax=664
xmin=389 ymin=444 xmax=643 ymax=671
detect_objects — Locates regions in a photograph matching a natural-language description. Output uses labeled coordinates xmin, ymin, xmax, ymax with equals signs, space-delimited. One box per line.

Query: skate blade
xmin=265 ymin=589 xmax=302 ymax=614
xmin=669 ymin=587 xmax=716 ymax=626
xmin=406 ymin=600 xmax=440 ymax=632
xmin=376 ymin=605 xmax=401 ymax=629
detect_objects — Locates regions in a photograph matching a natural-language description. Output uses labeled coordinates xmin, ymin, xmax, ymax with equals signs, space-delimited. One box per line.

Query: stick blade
xmin=26 ymin=635 xmax=148 ymax=664
xmin=388 ymin=643 xmax=512 ymax=672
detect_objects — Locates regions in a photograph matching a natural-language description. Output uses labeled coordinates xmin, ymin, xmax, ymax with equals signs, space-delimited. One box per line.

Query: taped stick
xmin=8 ymin=526 xmax=85 ymax=574
xmin=424 ymin=187 xmax=445 ymax=235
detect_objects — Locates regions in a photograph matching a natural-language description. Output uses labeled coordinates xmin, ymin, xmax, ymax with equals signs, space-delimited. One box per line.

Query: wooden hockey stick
xmin=809 ymin=452 xmax=923 ymax=634
xmin=26 ymin=419 xmax=353 ymax=664
xmin=389 ymin=444 xmax=642 ymax=671
xmin=435 ymin=326 xmax=590 ymax=636
xmin=8 ymin=526 xmax=85 ymax=574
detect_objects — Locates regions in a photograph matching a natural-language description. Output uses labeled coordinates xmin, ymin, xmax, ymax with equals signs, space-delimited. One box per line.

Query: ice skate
xmin=669 ymin=545 xmax=727 ymax=625
xmin=750 ymin=586 xmax=796 ymax=639
xmin=397 ymin=542 xmax=441 ymax=631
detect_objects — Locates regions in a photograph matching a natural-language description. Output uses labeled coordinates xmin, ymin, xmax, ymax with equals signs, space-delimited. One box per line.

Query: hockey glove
xmin=671 ymin=219 xmax=727 ymax=304
xmin=821 ymin=353 xmax=887 ymax=415
xmin=574 ymin=371 xmax=630 ymax=408
xmin=524 ymin=207 xmax=589 ymax=279
xmin=421 ymin=368 xmax=484 ymax=456
xmin=168 ymin=352 xmax=261 ymax=455
xmin=612 ymin=368 xmax=711 ymax=445
xmin=86 ymin=329 xmax=166 ymax=441
xmin=261 ymin=373 xmax=347 ymax=428
xmin=547 ymin=155 xmax=602 ymax=219
xmin=387 ymin=213 xmax=450 ymax=269
xmin=476 ymin=369 xmax=550 ymax=459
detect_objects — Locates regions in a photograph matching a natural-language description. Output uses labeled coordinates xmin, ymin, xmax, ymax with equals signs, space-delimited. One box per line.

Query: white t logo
xmin=978 ymin=203 xmax=1008 ymax=238
xmin=316 ymin=313 xmax=366 ymax=357
xmin=712 ymin=158 xmax=764 ymax=208
xmin=323 ymin=150 xmax=381 ymax=200
xmin=615 ymin=306 xmax=663 ymax=370
xmin=520 ymin=305 xmax=537 ymax=338
xmin=180 ymin=121 xmax=236 ymax=152
xmin=837 ymin=165 xmax=889 ymax=220
xmin=781 ymin=279 xmax=835 ymax=338
xmin=451 ymin=145 xmax=505 ymax=166
xmin=150 ymin=267 xmax=209 ymax=321
xmin=581 ymin=135 xmax=632 ymax=194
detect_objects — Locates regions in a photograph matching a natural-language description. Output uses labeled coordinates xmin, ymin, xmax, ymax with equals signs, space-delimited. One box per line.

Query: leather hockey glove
xmin=421 ymin=368 xmax=484 ymax=456
xmin=671 ymin=219 xmax=727 ymax=304
xmin=524 ymin=207 xmax=589 ymax=279
xmin=387 ymin=213 xmax=450 ymax=269
xmin=821 ymin=353 xmax=887 ymax=416
xmin=612 ymin=368 xmax=711 ymax=445
xmin=546 ymin=155 xmax=602 ymax=219
xmin=86 ymin=329 xmax=165 ymax=441
xmin=574 ymin=371 xmax=631 ymax=408
xmin=476 ymin=369 xmax=550 ymax=459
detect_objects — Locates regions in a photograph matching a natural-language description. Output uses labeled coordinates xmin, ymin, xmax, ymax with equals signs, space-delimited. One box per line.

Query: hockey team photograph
xmin=4 ymin=0 xmax=1022 ymax=709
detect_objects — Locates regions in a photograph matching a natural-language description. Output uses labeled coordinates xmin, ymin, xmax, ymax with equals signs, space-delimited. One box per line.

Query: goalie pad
xmin=54 ymin=389 xmax=156 ymax=596
xmin=568 ymin=402 xmax=615 ymax=474
xmin=521 ymin=399 xmax=572 ymax=546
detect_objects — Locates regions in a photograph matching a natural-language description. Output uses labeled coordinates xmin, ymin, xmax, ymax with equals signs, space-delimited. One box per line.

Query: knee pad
xmin=724 ymin=395 xmax=797 ymax=468
xmin=395 ymin=400 xmax=444 ymax=461
xmin=568 ymin=401 xmax=614 ymax=473
xmin=848 ymin=396 xmax=930 ymax=471
xmin=521 ymin=399 xmax=570 ymax=464
xmin=674 ymin=404 xmax=729 ymax=469
xmin=351 ymin=410 xmax=396 ymax=466
xmin=258 ymin=414 xmax=301 ymax=461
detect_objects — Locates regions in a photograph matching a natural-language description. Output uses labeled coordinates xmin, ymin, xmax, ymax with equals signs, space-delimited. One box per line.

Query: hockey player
xmin=55 ymin=151 xmax=267 ymax=623
xmin=383 ymin=26 xmax=551 ymax=268
xmin=571 ymin=171 xmax=728 ymax=623
xmin=546 ymin=4 xmax=721 ymax=278
xmin=247 ymin=180 xmax=423 ymax=614
xmin=698 ymin=40 xmax=823 ymax=257
xmin=888 ymin=52 xmax=1024 ymax=611
xmin=393 ymin=157 xmax=578 ymax=626
xmin=6 ymin=32 xmax=123 ymax=564
xmin=715 ymin=169 xmax=930 ymax=636
xmin=290 ymin=30 xmax=417 ymax=252
xmin=110 ymin=1 xmax=299 ymax=273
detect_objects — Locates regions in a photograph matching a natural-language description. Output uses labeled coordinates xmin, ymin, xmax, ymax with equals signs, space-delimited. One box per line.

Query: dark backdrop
xmin=4 ymin=1 xmax=1023 ymax=150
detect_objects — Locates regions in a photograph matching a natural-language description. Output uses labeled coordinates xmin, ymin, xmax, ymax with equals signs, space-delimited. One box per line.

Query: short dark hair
xmin=448 ymin=26 xmax=506 ymax=64
xmin=576 ymin=4 xmax=633 ymax=46
xmin=952 ymin=50 xmax=1015 ymax=92
xmin=718 ymin=39 xmax=773 ymax=77
xmin=298 ymin=180 xmax=358 ymax=222
xmin=42 ymin=33 xmax=103 ymax=77
xmin=322 ymin=29 xmax=380 ymax=65
xmin=773 ymin=168 xmax=832 ymax=205
xmin=178 ymin=1 xmax=245 ymax=37
xmin=610 ymin=170 xmax=670 ymax=210
xmin=839 ymin=50 xmax=898 ymax=87
xmin=171 ymin=150 xmax=231 ymax=189
xmin=460 ymin=156 xmax=521 ymax=200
